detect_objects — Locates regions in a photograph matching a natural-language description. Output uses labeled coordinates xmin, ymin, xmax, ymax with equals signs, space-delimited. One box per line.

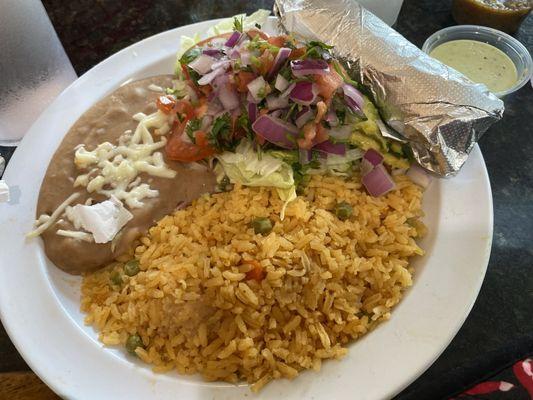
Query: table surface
xmin=1 ymin=0 xmax=532 ymax=399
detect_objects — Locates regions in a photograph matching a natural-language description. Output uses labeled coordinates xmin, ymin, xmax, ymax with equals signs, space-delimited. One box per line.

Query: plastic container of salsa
xmin=452 ymin=0 xmax=532 ymax=33
xmin=422 ymin=25 xmax=532 ymax=98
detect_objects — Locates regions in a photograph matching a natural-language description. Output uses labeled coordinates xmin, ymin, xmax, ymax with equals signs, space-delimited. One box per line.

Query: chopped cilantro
xmin=237 ymin=109 xmax=253 ymax=140
xmin=284 ymin=103 xmax=298 ymax=121
xmin=187 ymin=68 xmax=200 ymax=85
xmin=304 ymin=40 xmax=334 ymax=60
xmin=208 ymin=113 xmax=240 ymax=151
xmin=185 ymin=118 xmax=201 ymax=144
xmin=292 ymin=154 xmax=321 ymax=193
xmin=257 ymin=86 xmax=266 ymax=99
xmin=308 ymin=40 xmax=334 ymax=50
xmin=278 ymin=65 xmax=293 ymax=81
xmin=218 ymin=175 xmax=231 ymax=192
xmin=233 ymin=16 xmax=244 ymax=32
xmin=179 ymin=47 xmax=202 ymax=65
xmin=250 ymin=55 xmax=262 ymax=69
xmin=332 ymin=60 xmax=359 ymax=87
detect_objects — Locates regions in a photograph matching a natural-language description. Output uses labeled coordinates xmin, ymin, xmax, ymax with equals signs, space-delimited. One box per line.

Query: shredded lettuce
xmin=308 ymin=148 xmax=364 ymax=177
xmin=175 ymin=9 xmax=270 ymax=73
xmin=215 ymin=140 xmax=296 ymax=219
xmin=268 ymin=150 xmax=299 ymax=164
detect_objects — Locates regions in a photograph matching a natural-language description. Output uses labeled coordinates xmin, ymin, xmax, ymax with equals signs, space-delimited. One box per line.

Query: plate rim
xmin=0 ymin=17 xmax=493 ymax=400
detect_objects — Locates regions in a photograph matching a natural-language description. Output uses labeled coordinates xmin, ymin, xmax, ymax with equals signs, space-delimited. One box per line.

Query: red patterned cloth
xmin=450 ymin=358 xmax=533 ymax=399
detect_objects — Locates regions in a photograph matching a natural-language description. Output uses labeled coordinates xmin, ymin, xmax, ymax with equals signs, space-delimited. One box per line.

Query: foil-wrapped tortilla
xmin=274 ymin=0 xmax=504 ymax=176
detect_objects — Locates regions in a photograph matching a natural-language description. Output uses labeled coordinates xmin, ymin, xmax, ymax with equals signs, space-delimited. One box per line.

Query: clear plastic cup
xmin=357 ymin=0 xmax=405 ymax=26
xmin=422 ymin=25 xmax=533 ymax=98
xmin=0 ymin=0 xmax=77 ymax=145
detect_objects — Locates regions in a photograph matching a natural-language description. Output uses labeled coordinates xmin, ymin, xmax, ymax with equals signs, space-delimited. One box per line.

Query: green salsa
xmin=430 ymin=39 xmax=517 ymax=93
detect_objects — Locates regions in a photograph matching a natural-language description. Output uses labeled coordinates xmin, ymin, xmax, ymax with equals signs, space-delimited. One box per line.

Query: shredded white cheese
xmin=35 ymin=214 xmax=51 ymax=227
xmin=73 ymin=110 xmax=176 ymax=208
xmin=27 ymin=192 xmax=81 ymax=238
xmin=70 ymin=196 xmax=133 ymax=243
xmin=148 ymin=84 xmax=164 ymax=92
xmin=132 ymin=112 xmax=147 ymax=122
xmin=28 ymin=104 xmax=177 ymax=242
xmin=56 ymin=229 xmax=94 ymax=242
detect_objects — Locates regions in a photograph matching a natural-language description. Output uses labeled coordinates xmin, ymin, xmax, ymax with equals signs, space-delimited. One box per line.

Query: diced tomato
xmin=194 ymin=97 xmax=208 ymax=119
xmin=257 ymin=51 xmax=275 ymax=76
xmin=194 ymin=130 xmax=210 ymax=147
xmin=267 ymin=35 xmax=287 ymax=47
xmin=165 ymin=121 xmax=216 ymax=162
xmin=156 ymin=95 xmax=177 ymax=114
xmin=314 ymin=101 xmax=328 ymax=123
xmin=315 ymin=66 xmax=344 ymax=100
xmin=289 ymin=47 xmax=306 ymax=60
xmin=243 ymin=259 xmax=265 ymax=282
xmin=235 ymin=71 xmax=257 ymax=93
xmin=314 ymin=123 xmax=329 ymax=144
xmin=256 ymin=135 xmax=266 ymax=145
xmin=297 ymin=123 xmax=316 ymax=150
xmin=181 ymin=64 xmax=203 ymax=97
xmin=173 ymin=100 xmax=195 ymax=121
xmin=247 ymin=29 xmax=269 ymax=40
xmin=297 ymin=123 xmax=329 ymax=149
xmin=199 ymin=85 xmax=212 ymax=97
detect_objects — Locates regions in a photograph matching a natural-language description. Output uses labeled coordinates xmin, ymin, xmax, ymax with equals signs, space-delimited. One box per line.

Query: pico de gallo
xmin=156 ymin=16 xmax=417 ymax=201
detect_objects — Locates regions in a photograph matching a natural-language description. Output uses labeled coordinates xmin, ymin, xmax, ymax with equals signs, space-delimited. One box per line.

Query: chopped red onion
xmin=219 ymin=84 xmax=239 ymax=110
xmin=362 ymin=164 xmax=396 ymax=197
xmin=197 ymin=67 xmax=225 ymax=85
xmin=361 ymin=148 xmax=384 ymax=175
xmin=327 ymin=125 xmax=352 ymax=140
xmin=252 ymin=115 xmax=299 ymax=149
xmin=225 ymin=31 xmax=242 ymax=47
xmin=342 ymin=83 xmax=364 ymax=114
xmin=274 ymin=74 xmax=290 ymax=92
xmin=289 ymin=81 xmax=318 ymax=106
xmin=189 ymin=54 xmax=216 ymax=75
xmin=211 ymin=59 xmax=231 ymax=71
xmin=247 ymin=76 xmax=267 ymax=102
xmin=203 ymin=48 xmax=223 ymax=57
xmin=240 ymin=50 xmax=251 ymax=66
xmin=232 ymin=107 xmax=242 ymax=118
xmin=266 ymin=47 xmax=292 ymax=80
xmin=325 ymin=110 xmax=339 ymax=127
xmin=406 ymin=164 xmax=432 ymax=189
xmin=299 ymin=148 xmax=312 ymax=164
xmin=314 ymin=140 xmax=346 ymax=156
xmin=247 ymin=92 xmax=260 ymax=104
xmin=294 ymin=107 xmax=314 ymax=128
xmin=206 ymin=99 xmax=223 ymax=115
xmin=201 ymin=115 xmax=213 ymax=130
xmin=248 ymin=102 xmax=258 ymax=123
xmin=271 ymin=109 xmax=283 ymax=118
xmin=391 ymin=168 xmax=408 ymax=176
xmin=212 ymin=73 xmax=229 ymax=89
xmin=229 ymin=49 xmax=240 ymax=59
xmin=266 ymin=94 xmax=289 ymax=110
xmin=280 ymin=82 xmax=296 ymax=98
xmin=290 ymin=59 xmax=330 ymax=77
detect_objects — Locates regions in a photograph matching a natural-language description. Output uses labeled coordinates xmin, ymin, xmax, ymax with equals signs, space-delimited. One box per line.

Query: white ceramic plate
xmin=0 ymin=17 xmax=493 ymax=400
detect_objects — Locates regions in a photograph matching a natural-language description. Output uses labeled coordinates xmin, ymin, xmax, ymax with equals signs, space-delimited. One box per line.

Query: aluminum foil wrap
xmin=274 ymin=0 xmax=505 ymax=176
